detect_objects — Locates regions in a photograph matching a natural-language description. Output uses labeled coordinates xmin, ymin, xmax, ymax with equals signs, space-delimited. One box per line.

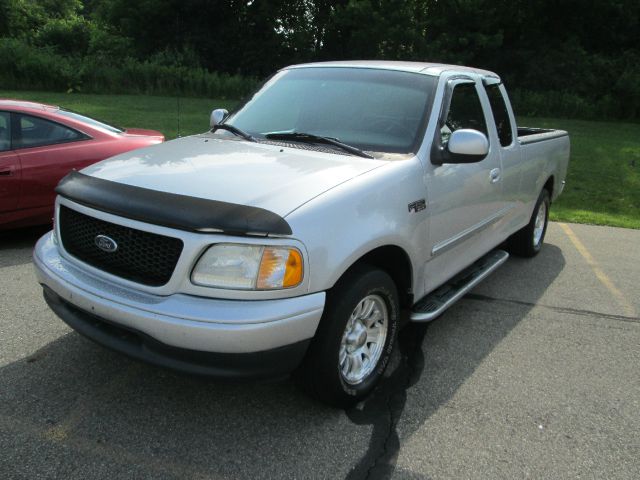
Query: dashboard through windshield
xmin=225 ymin=67 xmax=437 ymax=154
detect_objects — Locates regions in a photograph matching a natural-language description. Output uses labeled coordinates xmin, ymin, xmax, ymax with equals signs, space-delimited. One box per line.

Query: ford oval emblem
xmin=95 ymin=234 xmax=118 ymax=253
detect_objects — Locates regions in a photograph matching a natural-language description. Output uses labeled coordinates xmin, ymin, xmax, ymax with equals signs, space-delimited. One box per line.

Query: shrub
xmin=0 ymin=38 xmax=258 ymax=98
xmin=33 ymin=15 xmax=92 ymax=56
xmin=0 ymin=37 xmax=75 ymax=90
xmin=510 ymin=88 xmax=639 ymax=122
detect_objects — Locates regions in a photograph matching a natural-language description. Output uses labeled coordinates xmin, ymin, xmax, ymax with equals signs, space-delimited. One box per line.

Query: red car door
xmin=12 ymin=112 xmax=98 ymax=212
xmin=0 ymin=111 xmax=21 ymax=213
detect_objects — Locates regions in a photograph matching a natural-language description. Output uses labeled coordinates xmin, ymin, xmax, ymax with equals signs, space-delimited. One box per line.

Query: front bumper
xmin=34 ymin=232 xmax=325 ymax=378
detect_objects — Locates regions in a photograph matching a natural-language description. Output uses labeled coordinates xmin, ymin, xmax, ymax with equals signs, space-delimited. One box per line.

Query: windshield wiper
xmin=212 ymin=123 xmax=256 ymax=142
xmin=264 ymin=132 xmax=373 ymax=159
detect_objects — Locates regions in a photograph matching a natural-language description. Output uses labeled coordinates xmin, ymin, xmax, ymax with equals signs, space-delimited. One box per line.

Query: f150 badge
xmin=408 ymin=199 xmax=427 ymax=213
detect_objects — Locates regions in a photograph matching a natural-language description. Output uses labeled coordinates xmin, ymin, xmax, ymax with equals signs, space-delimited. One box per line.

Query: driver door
xmin=423 ymin=78 xmax=505 ymax=293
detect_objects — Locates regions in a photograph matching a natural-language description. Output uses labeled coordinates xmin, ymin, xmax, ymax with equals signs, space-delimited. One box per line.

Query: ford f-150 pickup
xmin=34 ymin=61 xmax=570 ymax=407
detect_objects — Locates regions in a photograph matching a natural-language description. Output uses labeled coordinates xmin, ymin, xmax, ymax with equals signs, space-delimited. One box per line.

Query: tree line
xmin=1 ymin=0 xmax=639 ymax=120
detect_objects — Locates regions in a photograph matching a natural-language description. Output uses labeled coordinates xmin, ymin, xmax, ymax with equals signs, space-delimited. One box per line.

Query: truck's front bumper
xmin=33 ymin=233 xmax=325 ymax=379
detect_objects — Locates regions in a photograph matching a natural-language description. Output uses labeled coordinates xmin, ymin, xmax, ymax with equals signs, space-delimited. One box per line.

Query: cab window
xmin=0 ymin=112 xmax=10 ymax=152
xmin=441 ymin=82 xmax=488 ymax=146
xmin=485 ymin=84 xmax=514 ymax=147
xmin=12 ymin=114 xmax=85 ymax=149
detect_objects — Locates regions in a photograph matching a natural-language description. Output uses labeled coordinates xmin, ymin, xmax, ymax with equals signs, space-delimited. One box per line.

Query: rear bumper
xmin=34 ymin=232 xmax=325 ymax=378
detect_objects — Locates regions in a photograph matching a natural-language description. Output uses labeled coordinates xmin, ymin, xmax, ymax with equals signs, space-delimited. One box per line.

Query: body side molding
xmin=431 ymin=205 xmax=514 ymax=257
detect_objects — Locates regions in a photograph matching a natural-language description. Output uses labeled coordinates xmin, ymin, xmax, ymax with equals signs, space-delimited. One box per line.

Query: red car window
xmin=12 ymin=113 xmax=87 ymax=149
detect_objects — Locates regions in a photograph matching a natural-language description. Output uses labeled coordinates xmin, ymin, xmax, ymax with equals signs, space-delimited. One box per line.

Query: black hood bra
xmin=56 ymin=171 xmax=292 ymax=236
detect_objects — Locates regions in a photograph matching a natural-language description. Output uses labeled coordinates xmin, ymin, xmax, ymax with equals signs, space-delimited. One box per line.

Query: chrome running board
xmin=410 ymin=249 xmax=509 ymax=322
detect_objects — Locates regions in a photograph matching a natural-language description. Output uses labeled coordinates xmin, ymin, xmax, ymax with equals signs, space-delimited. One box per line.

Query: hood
xmin=81 ymin=134 xmax=387 ymax=217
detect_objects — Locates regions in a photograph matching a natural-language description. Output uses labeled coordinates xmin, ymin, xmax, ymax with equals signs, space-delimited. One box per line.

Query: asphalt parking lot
xmin=1 ymin=222 xmax=639 ymax=479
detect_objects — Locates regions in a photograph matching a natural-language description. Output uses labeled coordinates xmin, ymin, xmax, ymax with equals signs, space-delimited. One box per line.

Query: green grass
xmin=2 ymin=91 xmax=639 ymax=229
xmin=520 ymin=117 xmax=640 ymax=229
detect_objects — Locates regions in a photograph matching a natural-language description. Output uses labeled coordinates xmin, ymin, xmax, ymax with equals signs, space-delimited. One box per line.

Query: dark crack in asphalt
xmin=466 ymin=293 xmax=640 ymax=324
xmin=345 ymin=322 xmax=430 ymax=480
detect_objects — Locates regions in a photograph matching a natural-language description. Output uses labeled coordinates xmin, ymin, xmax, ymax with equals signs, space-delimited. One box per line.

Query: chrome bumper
xmin=33 ymin=232 xmax=325 ymax=354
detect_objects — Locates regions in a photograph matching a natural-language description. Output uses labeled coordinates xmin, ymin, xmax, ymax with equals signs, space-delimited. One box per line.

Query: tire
xmin=296 ymin=265 xmax=400 ymax=408
xmin=508 ymin=189 xmax=550 ymax=257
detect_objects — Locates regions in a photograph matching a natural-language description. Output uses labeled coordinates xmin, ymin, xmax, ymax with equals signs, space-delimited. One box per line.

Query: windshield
xmin=225 ymin=67 xmax=437 ymax=154
xmin=56 ymin=109 xmax=124 ymax=134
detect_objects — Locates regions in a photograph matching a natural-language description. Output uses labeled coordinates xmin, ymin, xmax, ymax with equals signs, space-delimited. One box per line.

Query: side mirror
xmin=446 ymin=129 xmax=489 ymax=162
xmin=210 ymin=108 xmax=229 ymax=128
xmin=431 ymin=128 xmax=489 ymax=165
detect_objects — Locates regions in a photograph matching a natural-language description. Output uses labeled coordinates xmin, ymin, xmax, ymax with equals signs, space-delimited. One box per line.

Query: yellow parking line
xmin=558 ymin=223 xmax=636 ymax=317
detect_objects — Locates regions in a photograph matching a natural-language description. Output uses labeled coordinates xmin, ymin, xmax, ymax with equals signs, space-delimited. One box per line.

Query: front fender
xmin=286 ymin=158 xmax=428 ymax=295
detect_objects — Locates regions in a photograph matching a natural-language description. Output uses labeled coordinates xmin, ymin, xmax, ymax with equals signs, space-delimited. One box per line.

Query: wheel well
xmin=544 ymin=176 xmax=554 ymax=200
xmin=344 ymin=246 xmax=413 ymax=308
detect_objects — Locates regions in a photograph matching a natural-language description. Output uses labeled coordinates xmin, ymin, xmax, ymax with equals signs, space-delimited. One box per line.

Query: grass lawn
xmin=520 ymin=117 xmax=640 ymax=229
xmin=2 ymin=90 xmax=639 ymax=229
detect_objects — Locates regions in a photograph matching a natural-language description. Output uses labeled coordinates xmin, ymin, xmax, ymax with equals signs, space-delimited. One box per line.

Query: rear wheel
xmin=296 ymin=265 xmax=399 ymax=407
xmin=508 ymin=189 xmax=550 ymax=257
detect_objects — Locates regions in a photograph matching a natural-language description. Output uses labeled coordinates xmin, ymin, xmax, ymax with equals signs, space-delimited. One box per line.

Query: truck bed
xmin=518 ymin=127 xmax=568 ymax=145
xmin=517 ymin=126 xmax=570 ymax=203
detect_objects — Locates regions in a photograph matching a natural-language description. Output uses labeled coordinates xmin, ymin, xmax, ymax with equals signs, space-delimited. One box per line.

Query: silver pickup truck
xmin=34 ymin=61 xmax=570 ymax=407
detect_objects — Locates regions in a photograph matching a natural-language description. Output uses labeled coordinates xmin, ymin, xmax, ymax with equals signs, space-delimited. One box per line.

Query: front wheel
xmin=508 ymin=189 xmax=550 ymax=257
xmin=296 ymin=265 xmax=399 ymax=407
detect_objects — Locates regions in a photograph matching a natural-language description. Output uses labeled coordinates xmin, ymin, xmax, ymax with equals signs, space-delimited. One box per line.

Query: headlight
xmin=191 ymin=243 xmax=303 ymax=290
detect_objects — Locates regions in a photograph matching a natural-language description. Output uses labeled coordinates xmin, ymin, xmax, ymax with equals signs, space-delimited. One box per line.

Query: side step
xmin=410 ymin=249 xmax=509 ymax=322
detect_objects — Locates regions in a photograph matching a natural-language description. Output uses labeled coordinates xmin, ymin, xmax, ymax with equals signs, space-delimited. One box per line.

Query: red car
xmin=0 ymin=99 xmax=164 ymax=230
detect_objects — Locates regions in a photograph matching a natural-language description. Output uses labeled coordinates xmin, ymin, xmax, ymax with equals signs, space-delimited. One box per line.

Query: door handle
xmin=0 ymin=169 xmax=12 ymax=176
xmin=489 ymin=168 xmax=500 ymax=183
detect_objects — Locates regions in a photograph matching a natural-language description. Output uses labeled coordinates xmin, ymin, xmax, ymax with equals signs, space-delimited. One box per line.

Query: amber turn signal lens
xmin=282 ymin=248 xmax=303 ymax=288
xmin=256 ymin=247 xmax=303 ymax=289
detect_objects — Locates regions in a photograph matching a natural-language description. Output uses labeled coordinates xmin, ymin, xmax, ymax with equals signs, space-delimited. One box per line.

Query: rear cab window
xmin=484 ymin=84 xmax=514 ymax=147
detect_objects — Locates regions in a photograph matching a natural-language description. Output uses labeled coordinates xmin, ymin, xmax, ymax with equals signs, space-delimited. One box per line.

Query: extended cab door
xmin=0 ymin=111 xmax=21 ymax=213
xmin=423 ymin=77 xmax=506 ymax=293
xmin=483 ymin=80 xmax=526 ymax=233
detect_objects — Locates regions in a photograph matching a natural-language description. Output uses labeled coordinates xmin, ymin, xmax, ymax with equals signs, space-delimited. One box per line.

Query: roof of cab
xmin=284 ymin=60 xmax=499 ymax=80
xmin=0 ymin=99 xmax=59 ymax=111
